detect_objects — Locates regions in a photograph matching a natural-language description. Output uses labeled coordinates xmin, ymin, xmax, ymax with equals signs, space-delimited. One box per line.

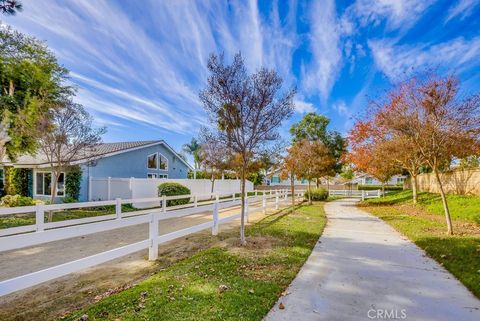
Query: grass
xmin=362 ymin=190 xmax=480 ymax=224
xmin=60 ymin=203 xmax=326 ymax=321
xmin=360 ymin=190 xmax=480 ymax=298
xmin=0 ymin=204 xmax=136 ymax=229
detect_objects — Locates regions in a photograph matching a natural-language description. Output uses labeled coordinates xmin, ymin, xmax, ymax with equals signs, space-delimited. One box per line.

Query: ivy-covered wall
xmin=4 ymin=167 xmax=31 ymax=196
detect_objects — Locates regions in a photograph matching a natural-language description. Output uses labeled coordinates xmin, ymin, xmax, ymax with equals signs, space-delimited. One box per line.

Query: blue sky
xmin=3 ymin=0 xmax=480 ymax=156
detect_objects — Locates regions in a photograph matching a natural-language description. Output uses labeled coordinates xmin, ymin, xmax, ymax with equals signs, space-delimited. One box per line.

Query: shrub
xmin=4 ymin=167 xmax=31 ymax=196
xmin=304 ymin=188 xmax=328 ymax=201
xmin=1 ymin=194 xmax=36 ymax=207
xmin=65 ymin=165 xmax=82 ymax=200
xmin=157 ymin=182 xmax=191 ymax=207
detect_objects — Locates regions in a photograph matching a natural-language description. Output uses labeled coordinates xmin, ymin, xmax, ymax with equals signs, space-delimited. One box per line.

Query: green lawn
xmin=362 ymin=189 xmax=480 ymax=224
xmin=360 ymin=190 xmax=480 ymax=298
xmin=60 ymin=203 xmax=326 ymax=321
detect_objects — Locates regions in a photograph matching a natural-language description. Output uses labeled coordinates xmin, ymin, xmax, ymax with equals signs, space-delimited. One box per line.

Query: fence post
xmin=194 ymin=195 xmax=198 ymax=207
xmin=232 ymin=192 xmax=236 ymax=202
xmin=377 ymin=189 xmax=381 ymax=198
xmin=262 ymin=193 xmax=267 ymax=214
xmin=212 ymin=199 xmax=219 ymax=236
xmin=115 ymin=198 xmax=122 ymax=219
xmin=361 ymin=190 xmax=365 ymax=201
xmin=245 ymin=196 xmax=250 ymax=223
xmin=107 ymin=177 xmax=112 ymax=200
xmin=148 ymin=213 xmax=158 ymax=260
xmin=275 ymin=191 xmax=279 ymax=210
xmin=255 ymin=190 xmax=258 ymax=197
xmin=162 ymin=195 xmax=167 ymax=212
xmin=88 ymin=176 xmax=92 ymax=201
xmin=35 ymin=203 xmax=45 ymax=232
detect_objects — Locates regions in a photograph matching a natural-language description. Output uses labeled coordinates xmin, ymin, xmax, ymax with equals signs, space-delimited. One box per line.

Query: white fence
xmin=0 ymin=189 xmax=300 ymax=297
xmin=328 ymin=189 xmax=382 ymax=200
xmin=89 ymin=177 xmax=253 ymax=207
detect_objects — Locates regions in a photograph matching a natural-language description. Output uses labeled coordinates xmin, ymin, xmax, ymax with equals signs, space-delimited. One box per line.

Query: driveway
xmin=265 ymin=198 xmax=480 ymax=321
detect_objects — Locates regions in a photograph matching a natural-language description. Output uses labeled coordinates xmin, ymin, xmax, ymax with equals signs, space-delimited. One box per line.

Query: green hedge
xmin=304 ymin=188 xmax=329 ymax=201
xmin=65 ymin=165 xmax=82 ymax=201
xmin=358 ymin=185 xmax=403 ymax=191
xmin=157 ymin=182 xmax=191 ymax=207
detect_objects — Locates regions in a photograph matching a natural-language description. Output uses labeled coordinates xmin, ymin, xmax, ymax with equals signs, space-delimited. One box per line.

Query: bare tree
xmin=38 ymin=101 xmax=105 ymax=219
xmin=199 ymin=53 xmax=295 ymax=245
xmin=1 ymin=0 xmax=22 ymax=15
xmin=198 ymin=129 xmax=230 ymax=196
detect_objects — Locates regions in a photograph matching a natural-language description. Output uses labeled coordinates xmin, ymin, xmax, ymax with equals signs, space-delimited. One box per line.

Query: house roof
xmin=2 ymin=140 xmax=193 ymax=170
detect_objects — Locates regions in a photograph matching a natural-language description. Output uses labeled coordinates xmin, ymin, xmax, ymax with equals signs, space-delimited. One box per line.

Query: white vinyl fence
xmin=89 ymin=177 xmax=253 ymax=208
xmin=328 ymin=189 xmax=382 ymax=200
xmin=0 ymin=189 xmax=300 ymax=297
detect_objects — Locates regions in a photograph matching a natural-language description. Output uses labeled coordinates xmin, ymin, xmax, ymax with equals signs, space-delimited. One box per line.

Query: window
xmin=365 ymin=177 xmax=373 ymax=185
xmin=397 ymin=177 xmax=405 ymax=184
xmin=36 ymin=172 xmax=64 ymax=196
xmin=57 ymin=173 xmax=65 ymax=196
xmin=0 ymin=168 xmax=4 ymax=192
xmin=147 ymin=173 xmax=167 ymax=179
xmin=147 ymin=153 xmax=158 ymax=169
xmin=159 ymin=154 xmax=168 ymax=170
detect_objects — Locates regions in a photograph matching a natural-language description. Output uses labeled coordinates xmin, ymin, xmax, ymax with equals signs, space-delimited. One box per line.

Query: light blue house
xmin=1 ymin=140 xmax=192 ymax=202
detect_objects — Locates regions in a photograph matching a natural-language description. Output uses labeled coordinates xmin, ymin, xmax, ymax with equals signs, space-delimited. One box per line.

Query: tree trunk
xmin=411 ymin=174 xmax=418 ymax=204
xmin=290 ymin=172 xmax=295 ymax=213
xmin=381 ymin=182 xmax=385 ymax=197
xmin=316 ymin=177 xmax=319 ymax=188
xmin=239 ymin=166 xmax=247 ymax=245
xmin=8 ymin=80 xmax=14 ymax=96
xmin=210 ymin=177 xmax=215 ymax=199
xmin=307 ymin=179 xmax=312 ymax=205
xmin=48 ymin=171 xmax=59 ymax=222
xmin=433 ymin=168 xmax=453 ymax=235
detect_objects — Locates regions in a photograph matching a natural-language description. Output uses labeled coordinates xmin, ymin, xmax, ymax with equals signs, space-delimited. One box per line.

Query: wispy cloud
xmin=368 ymin=36 xmax=480 ymax=81
xmin=445 ymin=0 xmax=480 ymax=23
xmin=302 ymin=0 xmax=342 ymax=101
xmin=294 ymin=99 xmax=316 ymax=114
xmin=4 ymin=0 xmax=301 ymax=140
xmin=342 ymin=0 xmax=435 ymax=33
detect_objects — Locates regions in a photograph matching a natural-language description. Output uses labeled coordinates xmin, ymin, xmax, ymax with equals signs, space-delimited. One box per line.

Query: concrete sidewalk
xmin=265 ymin=198 xmax=480 ymax=321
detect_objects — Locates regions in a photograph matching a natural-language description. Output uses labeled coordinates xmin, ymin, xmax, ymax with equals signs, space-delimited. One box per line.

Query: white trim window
xmin=147 ymin=153 xmax=158 ymax=169
xmin=147 ymin=173 xmax=157 ymax=179
xmin=159 ymin=153 xmax=168 ymax=170
xmin=35 ymin=172 xmax=65 ymax=196
xmin=158 ymin=174 xmax=168 ymax=178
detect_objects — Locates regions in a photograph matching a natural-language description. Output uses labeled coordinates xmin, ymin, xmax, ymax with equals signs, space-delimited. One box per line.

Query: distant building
xmin=352 ymin=173 xmax=407 ymax=186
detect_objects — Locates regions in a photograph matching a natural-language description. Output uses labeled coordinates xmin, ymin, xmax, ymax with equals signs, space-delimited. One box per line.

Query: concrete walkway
xmin=265 ymin=198 xmax=480 ymax=321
